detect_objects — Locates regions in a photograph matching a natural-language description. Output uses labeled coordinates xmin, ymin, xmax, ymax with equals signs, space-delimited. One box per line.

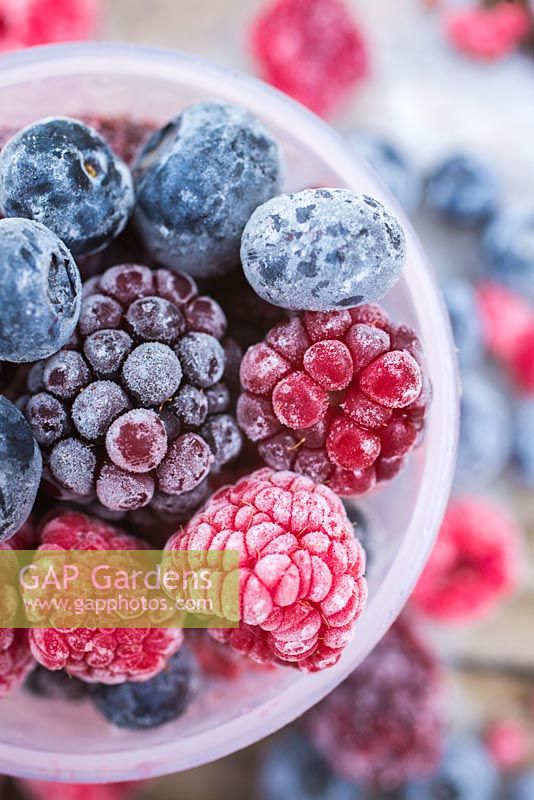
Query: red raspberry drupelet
xmin=166 ymin=468 xmax=367 ymax=672
xmin=237 ymin=306 xmax=430 ymax=495
xmin=306 ymin=616 xmax=443 ymax=790
xmin=27 ymin=511 xmax=183 ymax=684
xmin=250 ymin=0 xmax=369 ymax=117
xmin=0 ymin=0 xmax=101 ymax=53
xmin=412 ymin=496 xmax=524 ymax=623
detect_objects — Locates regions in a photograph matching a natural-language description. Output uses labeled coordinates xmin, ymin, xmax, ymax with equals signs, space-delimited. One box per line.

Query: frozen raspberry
xmin=27 ymin=511 xmax=183 ymax=683
xmin=166 ymin=468 xmax=367 ymax=672
xmin=0 ymin=629 xmax=35 ymax=699
xmin=477 ymin=280 xmax=532 ymax=361
xmin=21 ymin=264 xmax=242 ymax=511
xmin=485 ymin=719 xmax=530 ymax=770
xmin=306 ymin=616 xmax=443 ymax=790
xmin=18 ymin=779 xmax=137 ymax=800
xmin=251 ymin=0 xmax=369 ymax=117
xmin=238 ymin=307 xmax=429 ymax=495
xmin=508 ymin=321 xmax=534 ymax=393
xmin=446 ymin=4 xmax=531 ymax=61
xmin=412 ymin=497 xmax=524 ymax=623
xmin=0 ymin=0 xmax=101 ymax=53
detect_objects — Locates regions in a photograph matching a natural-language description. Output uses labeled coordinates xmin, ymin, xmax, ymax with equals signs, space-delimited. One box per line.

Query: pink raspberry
xmin=306 ymin=616 xmax=443 ymax=789
xmin=0 ymin=0 xmax=101 ymax=52
xmin=445 ymin=4 xmax=531 ymax=61
xmin=484 ymin=719 xmax=530 ymax=770
xmin=18 ymin=779 xmax=137 ymax=800
xmin=250 ymin=0 xmax=369 ymax=117
xmin=0 ymin=629 xmax=35 ymax=699
xmin=27 ymin=511 xmax=183 ymax=684
xmin=412 ymin=497 xmax=524 ymax=624
xmin=508 ymin=321 xmax=534 ymax=393
xmin=477 ymin=280 xmax=532 ymax=361
xmin=166 ymin=468 xmax=367 ymax=672
xmin=237 ymin=307 xmax=429 ymax=496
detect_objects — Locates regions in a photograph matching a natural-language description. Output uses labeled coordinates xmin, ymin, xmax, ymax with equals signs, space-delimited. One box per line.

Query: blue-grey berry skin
xmin=442 ymin=278 xmax=484 ymax=370
xmin=455 ymin=372 xmax=512 ymax=489
xmin=91 ymin=647 xmax=196 ymax=730
xmin=133 ymin=102 xmax=282 ymax=278
xmin=0 ymin=396 xmax=42 ymax=542
xmin=504 ymin=770 xmax=534 ymax=800
xmin=241 ymin=188 xmax=406 ymax=311
xmin=514 ymin=399 xmax=534 ymax=487
xmin=349 ymin=132 xmax=422 ymax=213
xmin=403 ymin=734 xmax=498 ymax=800
xmin=0 ymin=218 xmax=82 ymax=363
xmin=260 ymin=734 xmax=360 ymax=800
xmin=482 ymin=209 xmax=534 ymax=299
xmin=0 ymin=117 xmax=135 ymax=256
xmin=425 ymin=154 xmax=499 ymax=226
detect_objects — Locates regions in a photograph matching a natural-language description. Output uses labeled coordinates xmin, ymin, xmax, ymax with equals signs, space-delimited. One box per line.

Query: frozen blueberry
xmin=0 ymin=396 xmax=42 ymax=542
xmin=505 ymin=770 xmax=534 ymax=800
xmin=260 ymin=734 xmax=358 ymax=800
xmin=25 ymin=666 xmax=89 ymax=701
xmin=241 ymin=188 xmax=406 ymax=311
xmin=91 ymin=647 xmax=196 ymax=730
xmin=425 ymin=154 xmax=499 ymax=225
xmin=482 ymin=208 xmax=534 ymax=299
xmin=349 ymin=132 xmax=422 ymax=212
xmin=514 ymin=398 xmax=534 ymax=487
xmin=456 ymin=372 xmax=512 ymax=489
xmin=0 ymin=117 xmax=135 ymax=256
xmin=0 ymin=218 xmax=82 ymax=362
xmin=133 ymin=102 xmax=282 ymax=278
xmin=442 ymin=278 xmax=484 ymax=370
xmin=403 ymin=734 xmax=498 ymax=800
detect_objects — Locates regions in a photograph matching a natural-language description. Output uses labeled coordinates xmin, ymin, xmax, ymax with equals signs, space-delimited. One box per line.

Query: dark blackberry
xmin=21 ymin=263 xmax=242 ymax=512
xmin=25 ymin=666 xmax=89 ymax=701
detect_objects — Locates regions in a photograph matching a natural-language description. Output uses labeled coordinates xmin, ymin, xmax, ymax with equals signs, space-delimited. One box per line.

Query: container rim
xmin=0 ymin=41 xmax=460 ymax=783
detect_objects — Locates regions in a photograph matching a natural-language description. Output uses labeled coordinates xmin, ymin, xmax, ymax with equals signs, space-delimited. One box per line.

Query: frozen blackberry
xmin=21 ymin=263 xmax=242 ymax=512
xmin=91 ymin=646 xmax=197 ymax=730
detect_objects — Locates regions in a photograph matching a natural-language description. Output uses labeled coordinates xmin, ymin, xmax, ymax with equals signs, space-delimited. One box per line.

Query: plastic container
xmin=0 ymin=43 xmax=459 ymax=783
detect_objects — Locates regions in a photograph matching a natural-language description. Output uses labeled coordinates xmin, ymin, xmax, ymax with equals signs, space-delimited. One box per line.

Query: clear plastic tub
xmin=0 ymin=43 xmax=459 ymax=783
